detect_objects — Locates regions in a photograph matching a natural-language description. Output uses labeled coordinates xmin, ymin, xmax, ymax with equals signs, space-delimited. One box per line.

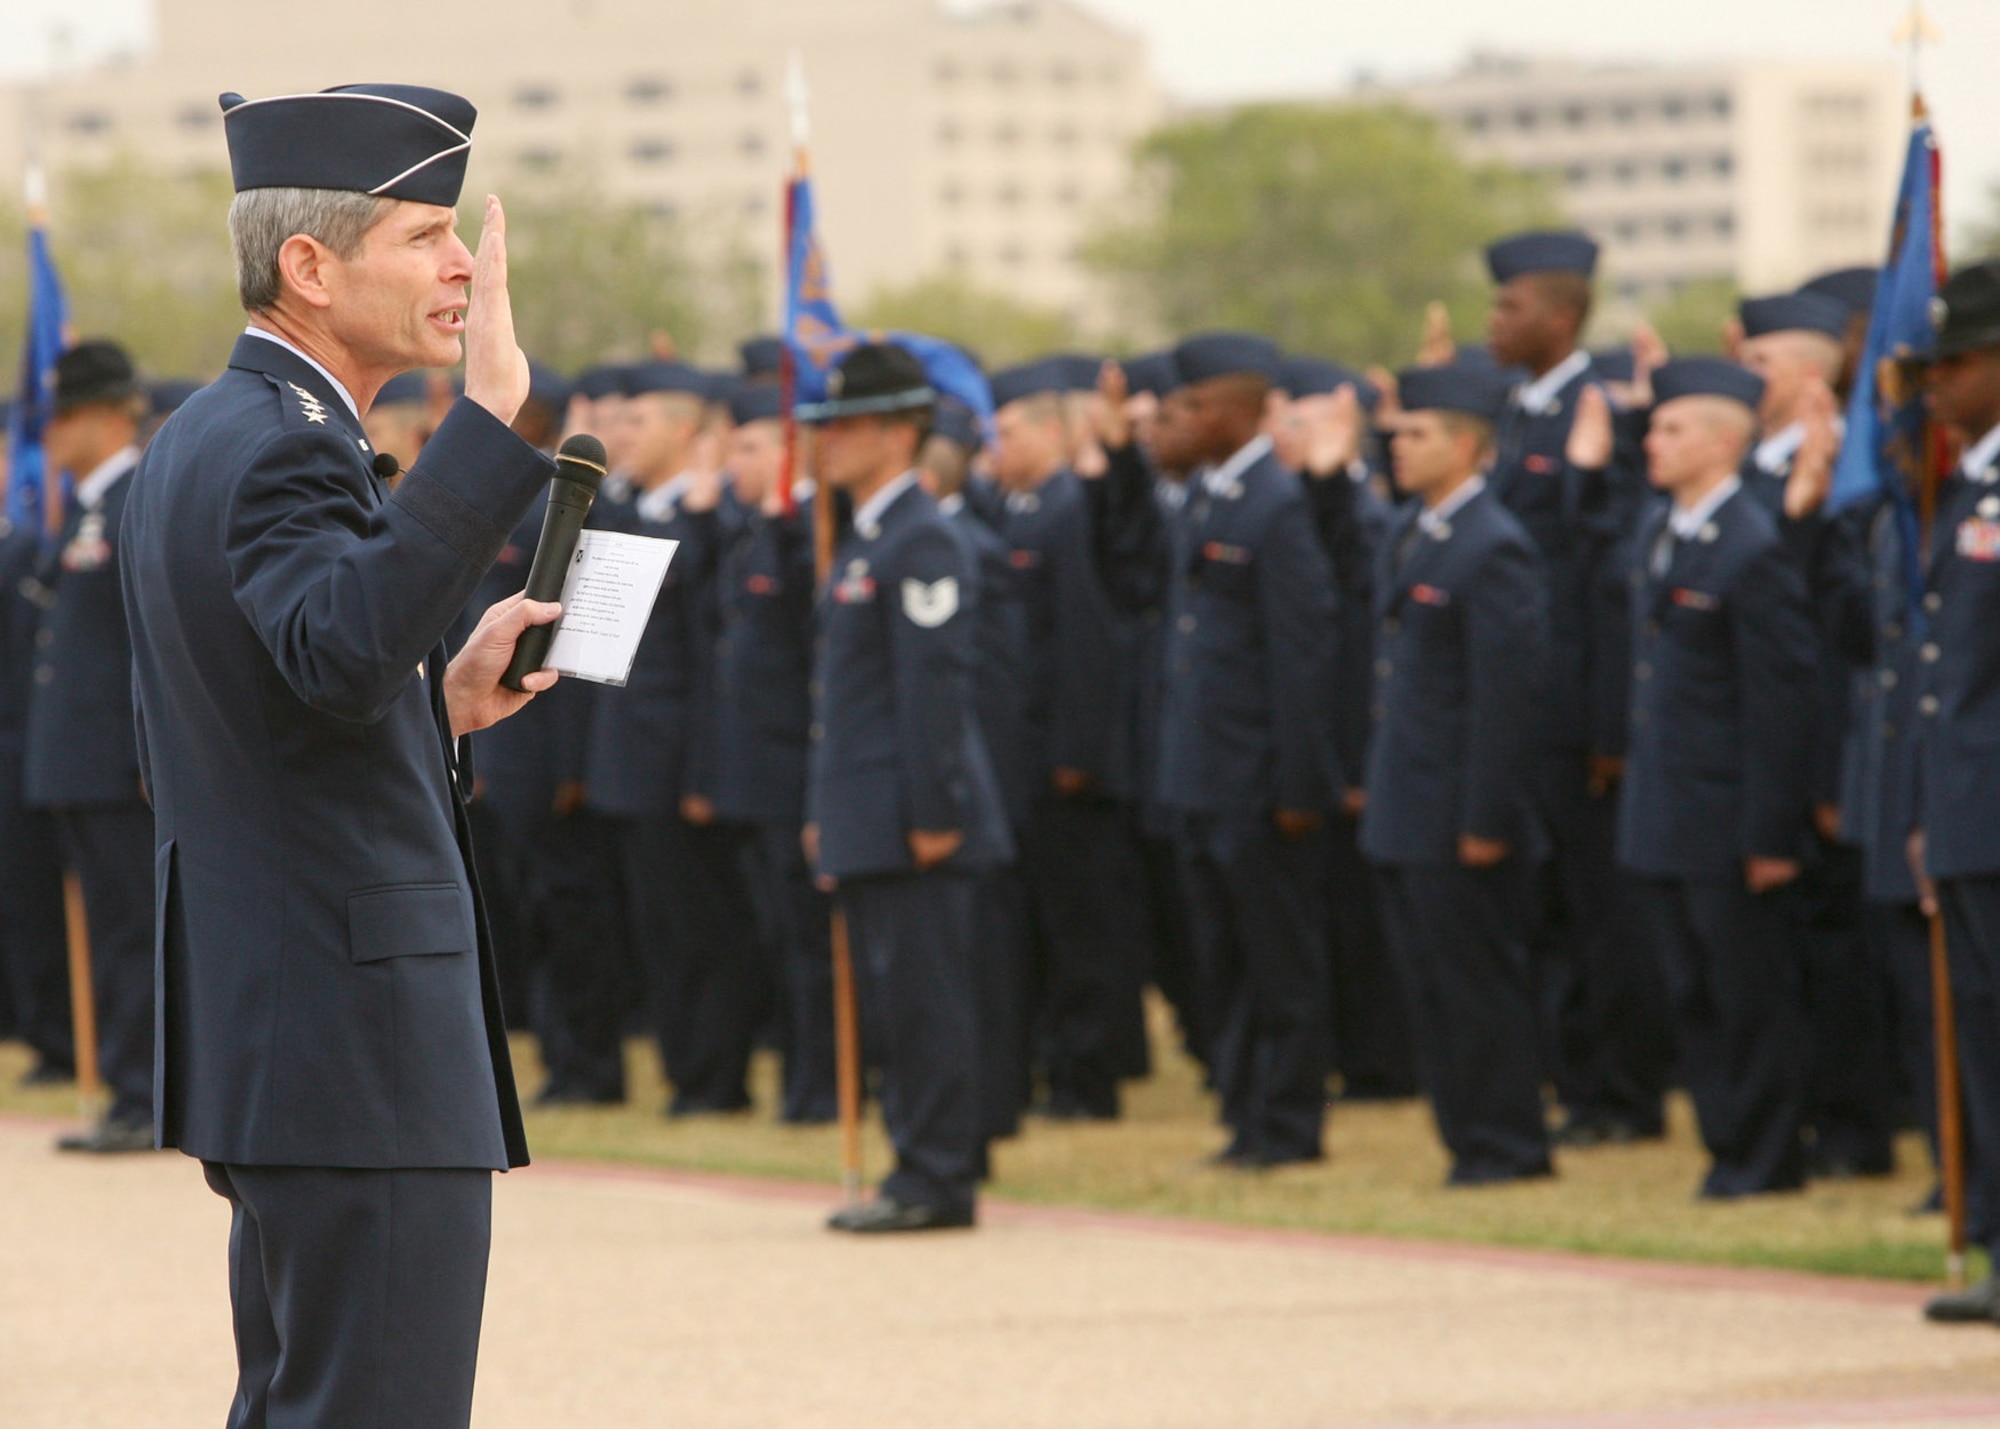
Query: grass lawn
xmin=1 ymin=1001 xmax=1958 ymax=1285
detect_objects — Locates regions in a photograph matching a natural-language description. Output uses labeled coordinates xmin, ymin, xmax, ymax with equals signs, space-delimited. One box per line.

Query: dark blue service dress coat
xmin=120 ymin=334 xmax=554 ymax=1168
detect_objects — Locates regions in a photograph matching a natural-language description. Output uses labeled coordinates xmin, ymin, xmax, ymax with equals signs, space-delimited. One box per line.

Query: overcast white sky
xmin=3 ymin=0 xmax=1995 ymax=237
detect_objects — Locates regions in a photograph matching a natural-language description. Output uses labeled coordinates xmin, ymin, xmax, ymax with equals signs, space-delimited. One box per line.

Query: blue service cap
xmin=989 ymin=360 xmax=1065 ymax=409
xmin=1800 ymin=267 xmax=1879 ymax=318
xmin=1738 ymin=291 xmax=1850 ymax=341
xmin=374 ymin=370 xmax=428 ymax=406
xmin=525 ymin=359 xmax=571 ymax=413
xmin=930 ymin=396 xmax=983 ymax=452
xmin=1172 ymin=331 xmax=1283 ymax=385
xmin=1397 ymin=362 xmax=1508 ymax=422
xmin=1651 ymin=356 xmax=1764 ymax=412
xmin=1120 ymin=350 xmax=1180 ymax=398
xmin=573 ymin=363 xmax=632 ymax=401
xmin=1486 ymin=229 xmax=1600 ymax=284
xmin=220 ymin=84 xmax=476 ymax=207
xmin=739 ymin=335 xmax=785 ymax=379
xmin=1278 ymin=355 xmax=1379 ymax=413
xmin=1045 ymin=352 xmax=1103 ymax=393
xmin=728 ymin=383 xmax=784 ymax=425
xmin=1589 ymin=348 xmax=1635 ymax=384
xmin=149 ymin=378 xmax=204 ymax=417
xmin=624 ymin=361 xmax=711 ymax=399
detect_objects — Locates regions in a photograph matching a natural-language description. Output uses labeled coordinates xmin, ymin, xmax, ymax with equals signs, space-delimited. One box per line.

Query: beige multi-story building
xmin=1370 ymin=53 xmax=1909 ymax=322
xmin=0 ymin=0 xmax=1158 ymax=335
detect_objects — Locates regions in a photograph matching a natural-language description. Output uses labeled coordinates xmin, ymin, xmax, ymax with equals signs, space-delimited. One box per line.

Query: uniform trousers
xmin=1328 ymin=809 xmax=1416 ymax=1099
xmin=1631 ymin=874 xmax=1809 ymax=1197
xmin=1869 ymin=899 xmax=1938 ymax=1158
xmin=841 ymin=868 xmax=983 ymax=1214
xmin=489 ymin=804 xmax=626 ymax=1101
xmin=1375 ymin=858 xmax=1551 ymax=1183
xmin=0 ymin=745 xmax=70 ymax=1072
xmin=1132 ymin=818 xmax=1203 ymax=1066
xmin=753 ymin=821 xmax=837 ymax=1124
xmin=1022 ymin=791 xmax=1147 ymax=1113
xmin=973 ymin=861 xmax=1030 ymax=1140
xmin=1178 ymin=813 xmax=1331 ymax=1162
xmin=1936 ymin=876 xmax=2000 ymax=1255
xmin=55 ymin=804 xmax=154 ymax=1125
xmin=1799 ymin=837 xmax=1896 ymax=1170
xmin=202 ymin=1161 xmax=491 ymax=1429
xmin=614 ymin=813 xmax=763 ymax=1114
xmin=1536 ymin=761 xmax=1671 ymax=1133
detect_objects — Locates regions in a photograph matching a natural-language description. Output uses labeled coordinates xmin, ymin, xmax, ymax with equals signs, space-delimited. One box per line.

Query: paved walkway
xmin=7 ymin=1116 xmax=2000 ymax=1428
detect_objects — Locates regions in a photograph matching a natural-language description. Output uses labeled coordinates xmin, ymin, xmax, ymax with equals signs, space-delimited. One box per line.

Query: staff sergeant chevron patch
xmin=901 ymin=576 xmax=960 ymax=628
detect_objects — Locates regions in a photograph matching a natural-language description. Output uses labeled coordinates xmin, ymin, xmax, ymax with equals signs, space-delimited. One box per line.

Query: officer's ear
xmin=274 ymin=234 xmax=338 ymax=312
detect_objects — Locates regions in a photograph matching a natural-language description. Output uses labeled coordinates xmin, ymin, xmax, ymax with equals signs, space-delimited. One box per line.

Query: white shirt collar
xmin=74 ymin=446 xmax=140 ymax=510
xmin=937 ymin=492 xmax=965 ymax=517
xmin=1753 ymin=422 xmax=1807 ymax=476
xmin=1962 ymin=423 xmax=2000 ymax=481
xmin=854 ymin=470 xmax=919 ymax=538
xmin=1669 ymin=474 xmax=1741 ymax=539
xmin=1513 ymin=349 xmax=1591 ymax=417
xmin=1418 ymin=474 xmax=1484 ymax=534
xmin=243 ymin=326 xmax=362 ymax=422
xmin=1201 ymin=434 xmax=1273 ymax=496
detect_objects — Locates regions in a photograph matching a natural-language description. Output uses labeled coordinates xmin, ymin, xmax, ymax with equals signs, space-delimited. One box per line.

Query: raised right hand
xmin=463 ymin=195 xmax=531 ymax=425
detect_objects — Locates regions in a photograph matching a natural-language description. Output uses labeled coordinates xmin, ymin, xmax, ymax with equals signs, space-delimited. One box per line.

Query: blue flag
xmin=782 ymin=173 xmax=991 ymax=424
xmin=1827 ymin=115 xmax=1942 ymax=616
xmin=8 ymin=220 xmax=68 ymax=535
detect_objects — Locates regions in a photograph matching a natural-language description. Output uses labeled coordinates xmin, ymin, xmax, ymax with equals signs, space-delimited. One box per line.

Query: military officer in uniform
xmin=801 ymin=342 xmax=1013 ymax=1231
xmin=1084 ymin=332 xmax=1342 ymax=1168
xmin=1619 ymin=357 xmax=1817 ymax=1198
xmin=120 ymin=84 xmax=560 ymax=1426
xmin=24 ymin=340 xmax=156 ymax=1152
xmin=1361 ymin=362 xmax=1554 ymax=1184
xmin=1908 ymin=261 xmax=2000 ymax=1322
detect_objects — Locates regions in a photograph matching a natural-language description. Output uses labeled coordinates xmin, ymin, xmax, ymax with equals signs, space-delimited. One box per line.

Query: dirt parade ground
xmin=11 ymin=1117 xmax=2000 ymax=1428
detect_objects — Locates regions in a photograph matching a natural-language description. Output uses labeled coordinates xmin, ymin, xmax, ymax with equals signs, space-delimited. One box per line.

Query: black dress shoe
xmin=1908 ymin=1185 xmax=1944 ymax=1217
xmin=1447 ymin=1161 xmax=1554 ymax=1188
xmin=534 ymin=1084 xmax=625 ymax=1108
xmin=826 ymin=1197 xmax=975 ymax=1233
xmin=666 ymin=1095 xmax=754 ymax=1119
xmin=1554 ymin=1114 xmax=1660 ymax=1149
xmin=1925 ymin=1275 xmax=2000 ymax=1324
xmin=56 ymin=1117 xmax=157 ymax=1154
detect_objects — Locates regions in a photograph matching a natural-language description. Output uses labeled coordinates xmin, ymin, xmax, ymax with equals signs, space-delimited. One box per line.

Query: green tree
xmin=851 ymin=274 xmax=1082 ymax=368
xmin=1644 ymin=276 xmax=1740 ymax=357
xmin=1084 ymin=103 xmax=1559 ymax=366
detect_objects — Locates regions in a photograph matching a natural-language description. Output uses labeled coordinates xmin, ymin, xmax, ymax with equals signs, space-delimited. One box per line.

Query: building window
xmin=176 ymin=103 xmax=215 ymax=131
xmin=515 ymin=84 xmax=559 ymax=110
xmin=939 ymin=183 xmax=964 ymax=207
xmin=1054 ymin=183 xmax=1081 ymax=207
xmin=997 ymin=183 xmax=1025 ymax=208
xmin=1616 ymin=278 xmax=1647 ymax=304
xmin=1713 ymin=212 xmax=1736 ymax=237
xmin=938 ymin=121 xmax=963 ymax=145
xmin=1562 ymin=103 xmax=1589 ymax=128
xmin=1564 ymin=162 xmax=1590 ymax=186
xmin=744 ymin=194 xmax=768 ymax=218
xmin=1610 ymin=100 xmax=1638 ymax=125
xmin=737 ymin=70 xmax=763 ymax=97
xmin=1711 ymin=153 xmax=1734 ymax=178
xmin=1660 ymin=95 xmax=1688 ymax=121
xmin=1661 ymin=215 xmax=1690 ymax=242
xmin=65 ymin=109 xmax=112 ymax=135
xmin=1661 ymin=156 xmax=1688 ymax=182
xmin=994 ymin=122 xmax=1021 ymax=146
xmin=519 ymin=146 xmax=562 ymax=171
xmin=945 ymin=242 xmax=969 ymax=267
xmin=649 ymin=199 xmax=680 ymax=221
xmin=739 ymin=132 xmax=767 ymax=158
xmin=1512 ymin=106 xmax=1539 ymax=131
xmin=626 ymin=77 xmax=673 ymax=105
xmin=1613 ymin=218 xmax=1643 ymax=243
xmin=1050 ymin=62 xmax=1078 ymax=87
xmin=1051 ymin=123 xmax=1080 ymax=147
xmin=628 ymin=138 xmax=675 ymax=165
xmin=934 ymin=60 xmax=960 ymax=85
xmin=1708 ymin=92 xmax=1733 ymax=120
xmin=1613 ymin=159 xmax=1639 ymax=185
xmin=998 ymin=242 xmax=1027 ymax=266
xmin=991 ymin=61 xmax=1019 ymax=86
xmin=1462 ymin=109 xmax=1490 ymax=134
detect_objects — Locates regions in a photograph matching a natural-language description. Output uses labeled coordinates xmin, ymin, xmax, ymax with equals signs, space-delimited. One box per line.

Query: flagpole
xmin=786 ymin=50 xmax=865 ymax=1208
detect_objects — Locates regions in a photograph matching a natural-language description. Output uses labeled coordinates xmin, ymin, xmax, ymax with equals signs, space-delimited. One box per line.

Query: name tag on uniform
xmin=833 ymin=572 xmax=876 ymax=604
xmin=1008 ymin=549 xmax=1041 ymax=571
xmin=1525 ymin=454 xmax=1558 ymax=474
xmin=746 ymin=574 xmax=780 ymax=596
xmin=1958 ymin=518 xmax=2000 ymax=562
xmin=1202 ymin=541 xmax=1252 ymax=565
xmin=1671 ymin=588 xmax=1720 ymax=612
xmin=60 ymin=512 xmax=112 ymax=573
xmin=1410 ymin=583 xmax=1450 ymax=607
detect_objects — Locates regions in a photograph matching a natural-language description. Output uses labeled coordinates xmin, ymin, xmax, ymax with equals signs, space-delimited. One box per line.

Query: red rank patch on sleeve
xmin=1410 ymin=583 xmax=1450 ymax=606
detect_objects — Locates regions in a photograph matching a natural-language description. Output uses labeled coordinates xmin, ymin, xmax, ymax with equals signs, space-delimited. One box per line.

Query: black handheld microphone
xmin=502 ymin=432 xmax=609 ymax=692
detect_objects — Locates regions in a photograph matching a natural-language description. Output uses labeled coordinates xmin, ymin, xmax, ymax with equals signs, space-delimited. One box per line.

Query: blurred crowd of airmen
xmin=13 ymin=228 xmax=2000 ymax=1264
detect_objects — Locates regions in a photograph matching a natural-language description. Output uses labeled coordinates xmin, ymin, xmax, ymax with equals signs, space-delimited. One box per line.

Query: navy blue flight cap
xmin=1651 ymin=356 xmax=1765 ymax=412
xmin=1046 ymin=353 xmax=1103 ymax=393
xmin=1278 ymin=355 xmax=1380 ymax=414
xmin=1590 ymin=348 xmax=1635 ymax=384
xmin=1120 ymin=350 xmax=1179 ymax=398
xmin=1800 ymin=266 xmax=1879 ymax=318
xmin=373 ymin=371 xmax=430 ymax=406
xmin=1396 ymin=362 xmax=1507 ymax=422
xmin=1922 ymin=261 xmax=2000 ymax=361
xmin=219 ymin=84 xmax=476 ymax=207
xmin=930 ymin=396 xmax=983 ymax=452
xmin=989 ymin=360 xmax=1064 ymax=409
xmin=149 ymin=378 xmax=204 ymax=418
xmin=1486 ymin=229 xmax=1599 ymax=284
xmin=624 ymin=361 xmax=711 ymax=400
xmin=739 ymin=335 xmax=785 ymax=379
xmin=574 ymin=363 xmax=631 ymax=401
xmin=1738 ymin=291 xmax=1850 ymax=341
xmin=728 ymin=383 xmax=784 ymax=425
xmin=1172 ymin=332 xmax=1282 ymax=385
xmin=524 ymin=359 xmax=571 ymax=413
